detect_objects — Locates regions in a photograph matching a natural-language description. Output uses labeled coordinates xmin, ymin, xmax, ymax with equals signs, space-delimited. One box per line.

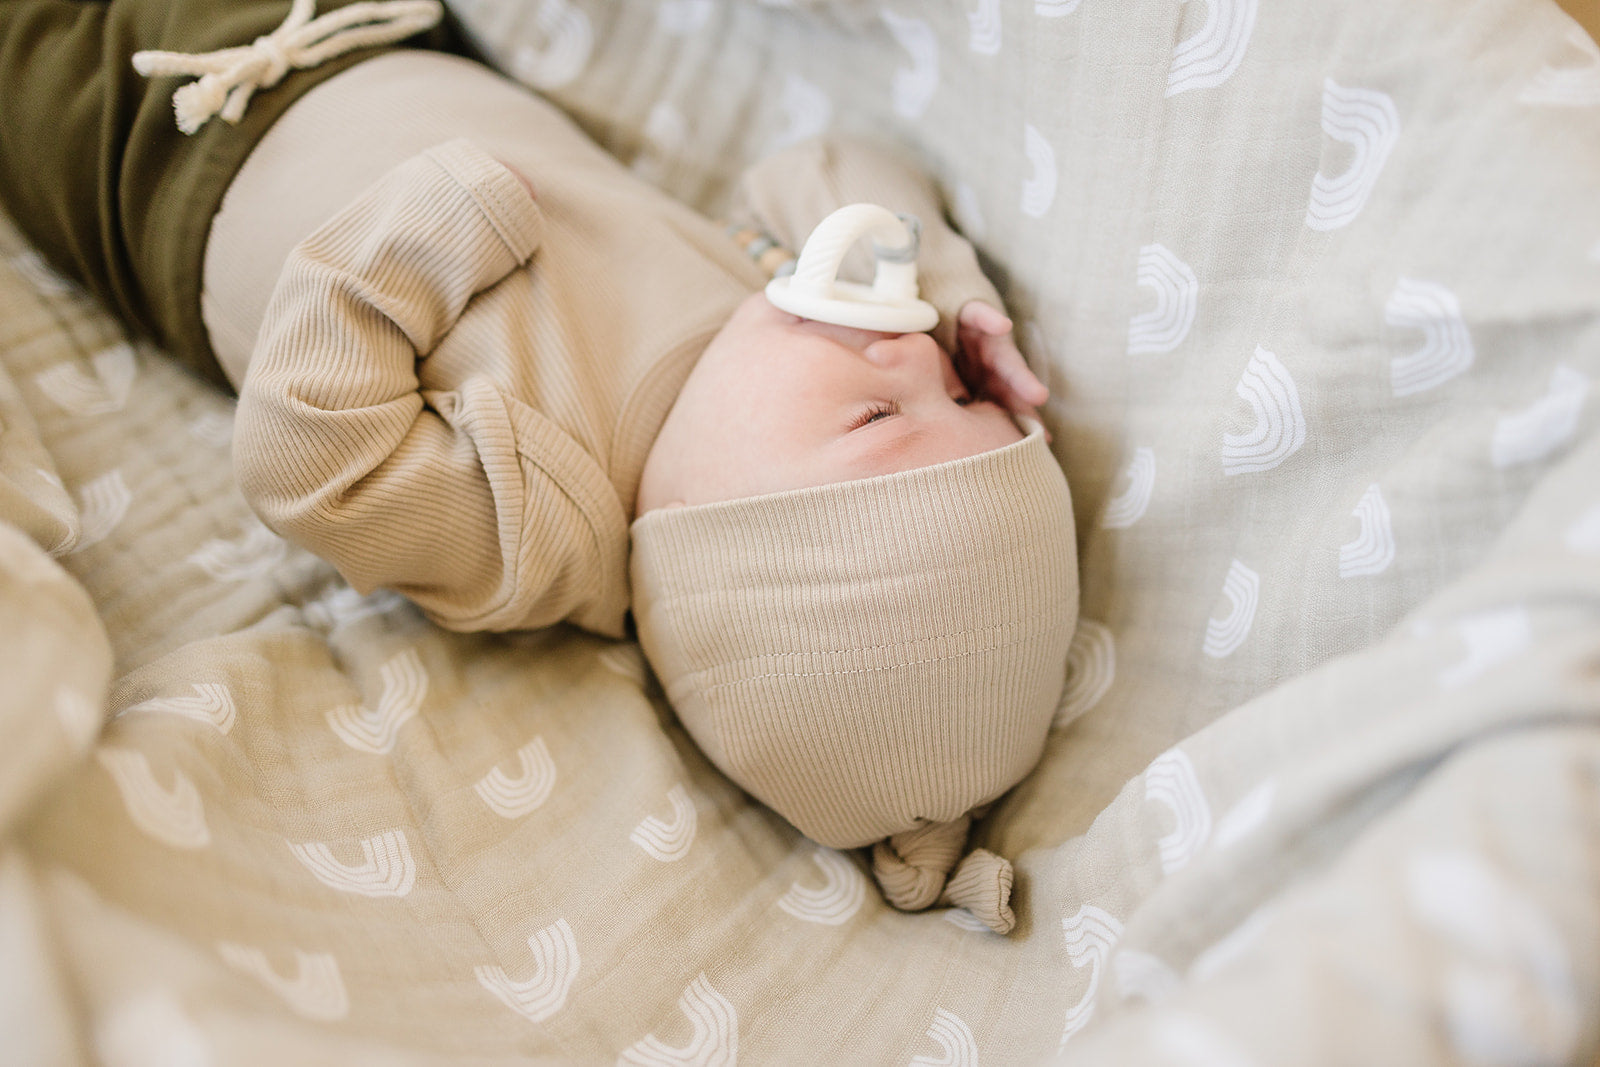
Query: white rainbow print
xmin=630 ymin=784 xmax=698 ymax=862
xmin=475 ymin=919 xmax=580 ymax=1024
xmin=968 ymin=0 xmax=1001 ymax=56
xmin=476 ymin=737 xmax=557 ymax=819
xmin=1144 ymin=747 xmax=1212 ymax=875
xmin=1306 ymin=79 xmax=1400 ymax=232
xmin=1490 ymin=364 xmax=1589 ymax=469
xmin=1021 ymin=123 xmax=1058 ymax=219
xmin=510 ymin=0 xmax=592 ymax=90
xmin=1165 ymin=0 xmax=1258 ymax=97
xmin=882 ymin=11 xmax=939 ymax=120
xmin=1060 ymin=905 xmax=1123 ymax=1047
xmin=325 ymin=649 xmax=427 ymax=755
xmin=188 ymin=520 xmax=287 ymax=582
xmin=1101 ymin=448 xmax=1155 ymax=529
xmin=119 ymin=683 xmax=236 ymax=735
xmin=1387 ymin=278 xmax=1474 ymax=397
xmin=777 ymin=848 xmax=866 ymax=925
xmin=1518 ymin=27 xmax=1600 ymax=107
xmin=34 ymin=342 xmax=136 ymax=416
xmin=618 ymin=972 xmax=738 ymax=1066
xmin=1127 ymin=244 xmax=1198 ymax=355
xmin=1339 ymin=483 xmax=1396 ymax=579
xmin=1438 ymin=607 xmax=1533 ymax=690
xmin=1221 ymin=346 xmax=1306 ymax=475
xmin=96 ymin=747 xmax=210 ymax=850
xmin=912 ymin=1008 xmax=978 ymax=1067
xmin=1035 ymin=0 xmax=1082 ymax=15
xmin=288 ymin=829 xmax=416 ymax=898
xmin=217 ymin=943 xmax=349 ymax=1021
xmin=1056 ymin=619 xmax=1116 ymax=725
xmin=1203 ymin=559 xmax=1259 ymax=659
xmin=71 ymin=470 xmax=131 ymax=553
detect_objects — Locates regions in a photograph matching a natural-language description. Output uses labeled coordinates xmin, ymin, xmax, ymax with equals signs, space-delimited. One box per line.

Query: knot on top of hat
xmin=131 ymin=0 xmax=443 ymax=134
xmin=870 ymin=815 xmax=1016 ymax=934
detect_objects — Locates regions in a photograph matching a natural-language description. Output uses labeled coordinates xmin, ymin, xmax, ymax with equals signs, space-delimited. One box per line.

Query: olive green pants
xmin=0 ymin=0 xmax=463 ymax=388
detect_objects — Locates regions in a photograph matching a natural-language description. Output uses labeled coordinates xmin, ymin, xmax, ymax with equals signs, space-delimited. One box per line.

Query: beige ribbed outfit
xmin=222 ymin=52 xmax=1078 ymax=929
xmin=631 ymin=419 xmax=1079 ymax=931
xmin=224 ymin=52 xmax=1007 ymax=638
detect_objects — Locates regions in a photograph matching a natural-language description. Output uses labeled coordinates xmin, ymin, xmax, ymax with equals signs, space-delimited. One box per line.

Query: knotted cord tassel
xmin=871 ymin=816 xmax=971 ymax=913
xmin=132 ymin=0 xmax=443 ymax=134
xmin=871 ymin=814 xmax=1017 ymax=933
xmin=939 ymin=849 xmax=1015 ymax=935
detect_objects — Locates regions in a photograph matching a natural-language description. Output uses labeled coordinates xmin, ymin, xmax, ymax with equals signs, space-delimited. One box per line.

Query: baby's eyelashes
xmin=850 ymin=401 xmax=901 ymax=430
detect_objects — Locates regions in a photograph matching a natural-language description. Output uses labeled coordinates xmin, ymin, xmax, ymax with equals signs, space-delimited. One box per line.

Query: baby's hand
xmin=954 ymin=301 xmax=1048 ymax=424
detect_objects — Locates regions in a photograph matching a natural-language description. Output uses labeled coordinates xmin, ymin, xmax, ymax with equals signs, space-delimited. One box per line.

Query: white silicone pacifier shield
xmin=765 ymin=203 xmax=940 ymax=333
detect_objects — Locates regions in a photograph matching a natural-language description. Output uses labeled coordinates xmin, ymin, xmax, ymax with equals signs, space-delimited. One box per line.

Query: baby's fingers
xmin=956 ymin=302 xmax=1048 ymax=409
xmin=963 ymin=328 xmax=1047 ymax=410
xmin=958 ymin=299 xmax=1013 ymax=337
xmin=989 ymin=336 xmax=1048 ymax=408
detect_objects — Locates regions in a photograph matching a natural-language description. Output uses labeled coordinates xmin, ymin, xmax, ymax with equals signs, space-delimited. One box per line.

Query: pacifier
xmin=764 ymin=203 xmax=940 ymax=334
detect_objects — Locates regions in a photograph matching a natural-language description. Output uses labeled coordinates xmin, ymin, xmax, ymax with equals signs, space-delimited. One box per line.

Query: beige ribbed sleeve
xmin=729 ymin=137 xmax=1003 ymax=354
xmin=234 ymin=138 xmax=629 ymax=636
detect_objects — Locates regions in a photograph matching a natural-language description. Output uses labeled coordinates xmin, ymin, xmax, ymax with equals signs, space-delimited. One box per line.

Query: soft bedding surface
xmin=3 ymin=0 xmax=1600 ymax=1063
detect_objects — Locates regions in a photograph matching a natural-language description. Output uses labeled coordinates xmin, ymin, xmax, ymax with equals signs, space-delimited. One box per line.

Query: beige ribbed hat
xmin=630 ymin=420 xmax=1078 ymax=930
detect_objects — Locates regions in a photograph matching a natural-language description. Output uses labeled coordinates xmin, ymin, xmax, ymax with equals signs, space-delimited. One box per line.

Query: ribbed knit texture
xmin=224 ymin=53 xmax=1009 ymax=639
xmin=872 ymin=816 xmax=971 ymax=910
xmin=235 ymin=137 xmax=648 ymax=634
xmin=630 ymin=422 xmax=1079 ymax=852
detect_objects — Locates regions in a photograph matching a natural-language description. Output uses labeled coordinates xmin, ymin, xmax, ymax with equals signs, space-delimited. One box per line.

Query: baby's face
xmin=637 ymin=292 xmax=1023 ymax=513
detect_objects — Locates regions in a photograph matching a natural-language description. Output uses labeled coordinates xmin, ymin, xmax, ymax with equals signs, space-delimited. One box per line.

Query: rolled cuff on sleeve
xmin=424 ymin=138 xmax=544 ymax=266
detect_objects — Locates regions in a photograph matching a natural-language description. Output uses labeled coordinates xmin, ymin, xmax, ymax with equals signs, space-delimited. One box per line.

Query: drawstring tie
xmin=871 ymin=814 xmax=1017 ymax=934
xmin=132 ymin=0 xmax=443 ymax=134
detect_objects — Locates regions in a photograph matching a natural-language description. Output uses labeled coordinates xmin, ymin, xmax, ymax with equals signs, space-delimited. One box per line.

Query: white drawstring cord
xmin=132 ymin=0 xmax=444 ymax=134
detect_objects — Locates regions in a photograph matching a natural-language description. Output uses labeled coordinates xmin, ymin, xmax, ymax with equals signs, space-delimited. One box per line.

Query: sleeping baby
xmin=0 ymin=2 xmax=1078 ymax=933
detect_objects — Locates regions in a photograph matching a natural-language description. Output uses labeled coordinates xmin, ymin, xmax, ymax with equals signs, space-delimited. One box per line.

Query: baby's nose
xmin=863 ymin=331 xmax=939 ymax=369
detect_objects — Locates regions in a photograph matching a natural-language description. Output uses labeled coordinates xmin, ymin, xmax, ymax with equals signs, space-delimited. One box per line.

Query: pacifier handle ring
xmin=765 ymin=203 xmax=940 ymax=334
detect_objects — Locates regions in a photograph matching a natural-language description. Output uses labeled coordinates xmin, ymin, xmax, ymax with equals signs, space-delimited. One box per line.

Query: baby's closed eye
xmin=850 ymin=402 xmax=900 ymax=430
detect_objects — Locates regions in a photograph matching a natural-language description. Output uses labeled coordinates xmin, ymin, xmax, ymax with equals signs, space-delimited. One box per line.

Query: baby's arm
xmin=234 ymin=139 xmax=621 ymax=635
xmin=729 ymin=137 xmax=1045 ymax=417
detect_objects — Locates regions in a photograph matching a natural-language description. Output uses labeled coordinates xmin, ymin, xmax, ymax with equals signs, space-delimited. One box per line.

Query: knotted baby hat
xmin=630 ymin=420 xmax=1078 ymax=933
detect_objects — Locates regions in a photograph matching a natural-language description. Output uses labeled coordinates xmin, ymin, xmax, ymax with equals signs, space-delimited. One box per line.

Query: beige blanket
xmin=3 ymin=0 xmax=1599 ymax=1062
